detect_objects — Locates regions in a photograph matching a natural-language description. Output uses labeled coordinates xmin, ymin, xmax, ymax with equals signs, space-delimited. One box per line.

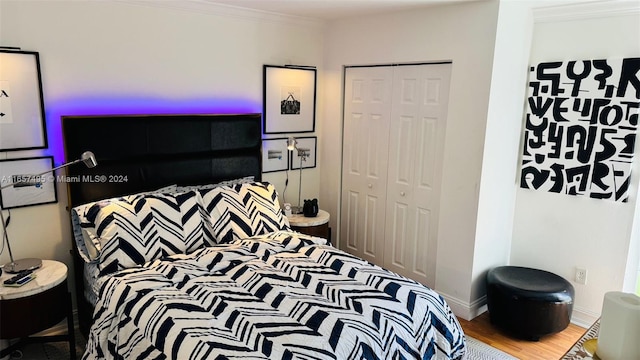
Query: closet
xmin=340 ymin=63 xmax=451 ymax=287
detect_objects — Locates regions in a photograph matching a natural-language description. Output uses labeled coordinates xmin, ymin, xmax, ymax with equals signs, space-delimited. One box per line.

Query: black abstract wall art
xmin=520 ymin=58 xmax=640 ymax=202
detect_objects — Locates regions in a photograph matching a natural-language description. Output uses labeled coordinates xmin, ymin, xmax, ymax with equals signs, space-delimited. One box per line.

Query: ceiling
xmin=205 ymin=0 xmax=478 ymax=20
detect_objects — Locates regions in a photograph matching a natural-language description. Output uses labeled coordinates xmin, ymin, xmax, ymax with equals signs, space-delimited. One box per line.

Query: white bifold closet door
xmin=341 ymin=66 xmax=393 ymax=267
xmin=340 ymin=63 xmax=451 ymax=288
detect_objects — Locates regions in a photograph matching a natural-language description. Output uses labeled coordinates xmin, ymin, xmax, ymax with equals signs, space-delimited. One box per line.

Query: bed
xmin=63 ymin=113 xmax=465 ymax=359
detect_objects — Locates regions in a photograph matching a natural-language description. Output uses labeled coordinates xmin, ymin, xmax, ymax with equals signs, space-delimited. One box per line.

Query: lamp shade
xmin=596 ymin=292 xmax=640 ymax=359
xmin=287 ymin=137 xmax=297 ymax=151
xmin=81 ymin=151 xmax=97 ymax=168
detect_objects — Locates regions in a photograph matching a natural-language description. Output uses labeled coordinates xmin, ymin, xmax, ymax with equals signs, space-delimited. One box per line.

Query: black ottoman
xmin=486 ymin=266 xmax=574 ymax=341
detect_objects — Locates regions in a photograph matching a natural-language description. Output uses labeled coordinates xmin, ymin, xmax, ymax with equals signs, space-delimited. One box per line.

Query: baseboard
xmin=441 ymin=293 xmax=487 ymax=321
xmin=570 ymin=306 xmax=600 ymax=329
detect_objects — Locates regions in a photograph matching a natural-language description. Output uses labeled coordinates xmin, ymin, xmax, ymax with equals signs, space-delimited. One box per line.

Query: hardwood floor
xmin=457 ymin=312 xmax=587 ymax=359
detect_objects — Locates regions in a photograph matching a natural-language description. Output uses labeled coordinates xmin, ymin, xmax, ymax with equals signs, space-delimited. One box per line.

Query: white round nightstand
xmin=0 ymin=260 xmax=66 ymax=300
xmin=0 ymin=260 xmax=76 ymax=359
xmin=287 ymin=209 xmax=331 ymax=243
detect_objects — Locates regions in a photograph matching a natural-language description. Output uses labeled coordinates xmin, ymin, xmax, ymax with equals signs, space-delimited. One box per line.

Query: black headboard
xmin=62 ymin=113 xmax=262 ymax=336
xmin=62 ymin=113 xmax=262 ymax=207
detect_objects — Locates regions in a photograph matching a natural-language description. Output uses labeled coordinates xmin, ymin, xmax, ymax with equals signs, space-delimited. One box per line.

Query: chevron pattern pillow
xmin=74 ymin=191 xmax=213 ymax=275
xmin=72 ymin=185 xmax=178 ymax=263
xmin=200 ymin=182 xmax=290 ymax=243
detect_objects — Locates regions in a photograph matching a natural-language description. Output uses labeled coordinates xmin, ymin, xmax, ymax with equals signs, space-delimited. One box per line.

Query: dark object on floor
xmin=486 ymin=266 xmax=575 ymax=341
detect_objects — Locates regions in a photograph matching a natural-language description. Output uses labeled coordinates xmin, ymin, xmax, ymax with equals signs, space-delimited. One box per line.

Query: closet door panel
xmin=413 ymin=207 xmax=432 ymax=277
xmin=386 ymin=114 xmax=414 ymax=269
xmin=340 ymin=66 xmax=393 ymax=265
xmin=344 ymin=191 xmax=359 ymax=249
xmin=390 ymin=202 xmax=409 ymax=267
xmin=384 ymin=64 xmax=451 ymax=288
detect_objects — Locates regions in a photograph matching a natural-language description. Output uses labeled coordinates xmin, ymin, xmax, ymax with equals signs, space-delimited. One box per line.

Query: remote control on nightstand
xmin=3 ymin=269 xmax=36 ymax=287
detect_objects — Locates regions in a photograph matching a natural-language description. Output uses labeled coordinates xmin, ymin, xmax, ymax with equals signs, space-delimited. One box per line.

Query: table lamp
xmin=595 ymin=291 xmax=640 ymax=359
xmin=287 ymin=137 xmax=309 ymax=215
xmin=0 ymin=151 xmax=97 ymax=273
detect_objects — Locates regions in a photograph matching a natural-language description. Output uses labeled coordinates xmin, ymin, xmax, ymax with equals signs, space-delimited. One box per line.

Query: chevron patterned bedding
xmin=83 ymin=231 xmax=466 ymax=359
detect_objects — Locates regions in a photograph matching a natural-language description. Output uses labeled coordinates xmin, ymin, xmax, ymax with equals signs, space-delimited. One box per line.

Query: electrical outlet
xmin=575 ymin=268 xmax=587 ymax=285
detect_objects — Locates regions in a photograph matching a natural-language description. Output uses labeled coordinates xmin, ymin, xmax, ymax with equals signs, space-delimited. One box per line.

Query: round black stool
xmin=486 ymin=266 xmax=574 ymax=341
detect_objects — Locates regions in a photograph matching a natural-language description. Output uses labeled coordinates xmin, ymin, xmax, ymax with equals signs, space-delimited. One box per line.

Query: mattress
xmin=83 ymin=261 xmax=106 ymax=307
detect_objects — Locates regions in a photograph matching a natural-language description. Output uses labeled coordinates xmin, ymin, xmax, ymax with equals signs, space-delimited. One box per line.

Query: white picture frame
xmin=0 ymin=49 xmax=48 ymax=151
xmin=0 ymin=156 xmax=57 ymax=209
xmin=290 ymin=136 xmax=317 ymax=170
xmin=262 ymin=138 xmax=290 ymax=173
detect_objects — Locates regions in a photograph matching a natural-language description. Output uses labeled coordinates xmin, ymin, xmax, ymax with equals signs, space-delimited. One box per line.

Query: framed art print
xmin=262 ymin=138 xmax=290 ymax=173
xmin=519 ymin=57 xmax=640 ymax=202
xmin=290 ymin=136 xmax=317 ymax=170
xmin=0 ymin=49 xmax=48 ymax=151
xmin=0 ymin=156 xmax=57 ymax=209
xmin=263 ymin=65 xmax=316 ymax=134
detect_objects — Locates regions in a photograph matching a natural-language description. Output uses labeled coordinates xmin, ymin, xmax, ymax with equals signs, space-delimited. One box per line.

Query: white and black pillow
xmin=71 ymin=185 xmax=178 ymax=263
xmin=72 ymin=193 xmax=146 ymax=263
xmin=200 ymin=182 xmax=290 ymax=243
xmin=73 ymin=191 xmax=213 ymax=275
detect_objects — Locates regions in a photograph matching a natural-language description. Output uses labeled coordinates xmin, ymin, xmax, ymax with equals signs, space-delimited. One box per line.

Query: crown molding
xmin=533 ymin=0 xmax=640 ymax=23
xmin=114 ymin=0 xmax=325 ymax=29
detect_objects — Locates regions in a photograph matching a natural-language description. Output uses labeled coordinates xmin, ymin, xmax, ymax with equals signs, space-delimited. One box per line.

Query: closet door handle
xmin=368 ymin=184 xmax=373 ymax=189
xmin=400 ymin=191 xmax=406 ymax=196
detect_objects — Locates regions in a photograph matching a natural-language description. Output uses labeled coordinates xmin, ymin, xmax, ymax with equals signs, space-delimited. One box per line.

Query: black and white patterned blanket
xmin=84 ymin=231 xmax=466 ymax=359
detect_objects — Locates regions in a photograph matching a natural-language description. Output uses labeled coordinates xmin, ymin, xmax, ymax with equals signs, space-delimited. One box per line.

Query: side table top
xmin=0 ymin=260 xmax=67 ymax=300
xmin=288 ymin=209 xmax=330 ymax=227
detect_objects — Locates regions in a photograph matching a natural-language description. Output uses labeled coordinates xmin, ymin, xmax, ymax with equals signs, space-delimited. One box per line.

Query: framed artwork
xmin=290 ymin=136 xmax=317 ymax=170
xmin=262 ymin=138 xmax=290 ymax=173
xmin=0 ymin=156 xmax=57 ymax=209
xmin=263 ymin=65 xmax=316 ymax=134
xmin=519 ymin=57 xmax=640 ymax=202
xmin=0 ymin=49 xmax=48 ymax=151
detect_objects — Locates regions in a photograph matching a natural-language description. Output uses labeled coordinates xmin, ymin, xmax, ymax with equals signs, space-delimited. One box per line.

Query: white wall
xmin=322 ymin=0 xmax=501 ymax=318
xmin=511 ymin=2 xmax=640 ymax=327
xmin=0 ymin=0 xmax=324 ymax=304
xmin=472 ymin=0 xmax=534 ymax=310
